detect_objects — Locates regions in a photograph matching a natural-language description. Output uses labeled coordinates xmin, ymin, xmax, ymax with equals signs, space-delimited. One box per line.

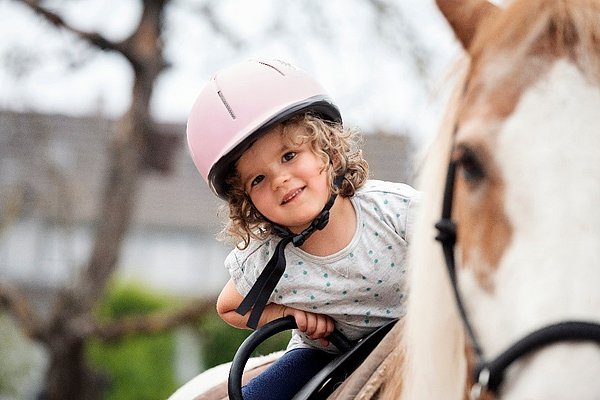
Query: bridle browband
xmin=435 ymin=159 xmax=600 ymax=399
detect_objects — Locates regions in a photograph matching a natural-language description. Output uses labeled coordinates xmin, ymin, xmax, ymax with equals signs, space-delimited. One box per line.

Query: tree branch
xmin=0 ymin=282 xmax=45 ymax=341
xmin=196 ymin=3 xmax=245 ymax=49
xmin=72 ymin=298 xmax=214 ymax=342
xmin=18 ymin=0 xmax=124 ymax=54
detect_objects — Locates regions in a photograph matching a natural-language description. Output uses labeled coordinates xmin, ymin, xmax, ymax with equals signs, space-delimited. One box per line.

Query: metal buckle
xmin=470 ymin=367 xmax=490 ymax=400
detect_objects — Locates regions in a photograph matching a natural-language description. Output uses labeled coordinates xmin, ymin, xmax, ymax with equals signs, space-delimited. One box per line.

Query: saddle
xmin=227 ymin=316 xmax=399 ymax=400
xmin=292 ymin=318 xmax=397 ymax=399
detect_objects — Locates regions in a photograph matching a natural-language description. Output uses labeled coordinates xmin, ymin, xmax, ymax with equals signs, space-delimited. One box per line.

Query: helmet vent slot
xmin=258 ymin=61 xmax=285 ymax=76
xmin=217 ymin=90 xmax=236 ymax=119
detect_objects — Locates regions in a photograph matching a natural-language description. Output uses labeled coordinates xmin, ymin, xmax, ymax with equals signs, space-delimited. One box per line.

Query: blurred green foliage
xmin=197 ymin=311 xmax=291 ymax=369
xmin=87 ymin=282 xmax=178 ymax=400
xmin=86 ymin=281 xmax=290 ymax=399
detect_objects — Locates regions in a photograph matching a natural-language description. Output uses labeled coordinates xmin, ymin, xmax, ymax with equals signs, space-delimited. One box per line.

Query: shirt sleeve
xmin=361 ymin=180 xmax=421 ymax=243
xmin=404 ymin=189 xmax=421 ymax=244
xmin=223 ymin=239 xmax=274 ymax=297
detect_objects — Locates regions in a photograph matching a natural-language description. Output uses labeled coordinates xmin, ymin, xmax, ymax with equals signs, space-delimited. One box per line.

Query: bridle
xmin=435 ymin=158 xmax=600 ymax=399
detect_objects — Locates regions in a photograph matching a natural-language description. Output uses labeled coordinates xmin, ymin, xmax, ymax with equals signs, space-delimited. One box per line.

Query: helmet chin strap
xmin=235 ymin=175 xmax=345 ymax=329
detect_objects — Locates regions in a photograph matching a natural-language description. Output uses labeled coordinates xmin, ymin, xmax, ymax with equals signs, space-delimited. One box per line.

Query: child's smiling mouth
xmin=281 ymin=188 xmax=304 ymax=204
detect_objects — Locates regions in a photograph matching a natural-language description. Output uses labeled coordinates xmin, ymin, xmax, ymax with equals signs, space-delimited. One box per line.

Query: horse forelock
xmin=468 ymin=0 xmax=600 ymax=90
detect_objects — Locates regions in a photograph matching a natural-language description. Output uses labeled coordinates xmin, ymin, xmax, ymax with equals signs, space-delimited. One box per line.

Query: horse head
xmin=387 ymin=0 xmax=600 ymax=399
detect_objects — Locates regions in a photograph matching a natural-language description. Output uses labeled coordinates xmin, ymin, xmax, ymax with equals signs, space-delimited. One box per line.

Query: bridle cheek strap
xmin=435 ymin=161 xmax=600 ymax=400
xmin=435 ymin=161 xmax=484 ymax=359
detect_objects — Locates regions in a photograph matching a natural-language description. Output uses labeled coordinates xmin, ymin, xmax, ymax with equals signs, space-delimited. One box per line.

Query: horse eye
xmin=455 ymin=147 xmax=485 ymax=183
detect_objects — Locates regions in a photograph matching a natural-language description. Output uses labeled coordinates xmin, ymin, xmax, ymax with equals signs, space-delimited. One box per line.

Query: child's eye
xmin=282 ymin=152 xmax=296 ymax=162
xmin=250 ymin=175 xmax=264 ymax=187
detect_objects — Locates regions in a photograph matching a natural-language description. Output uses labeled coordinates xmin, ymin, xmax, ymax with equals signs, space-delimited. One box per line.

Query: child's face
xmin=236 ymin=124 xmax=330 ymax=234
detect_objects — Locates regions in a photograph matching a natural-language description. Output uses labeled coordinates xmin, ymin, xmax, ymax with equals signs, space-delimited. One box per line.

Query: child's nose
xmin=271 ymin=171 xmax=290 ymax=191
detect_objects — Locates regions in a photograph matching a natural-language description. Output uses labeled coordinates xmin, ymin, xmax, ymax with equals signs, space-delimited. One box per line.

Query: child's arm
xmin=216 ymin=279 xmax=335 ymax=346
xmin=216 ymin=278 xmax=278 ymax=329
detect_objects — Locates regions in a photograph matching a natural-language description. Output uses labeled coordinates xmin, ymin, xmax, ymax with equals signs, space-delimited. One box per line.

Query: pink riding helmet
xmin=186 ymin=59 xmax=342 ymax=199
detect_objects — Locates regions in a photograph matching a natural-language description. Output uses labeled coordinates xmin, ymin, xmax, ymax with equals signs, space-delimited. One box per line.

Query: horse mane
xmin=469 ymin=0 xmax=600 ymax=83
xmin=381 ymin=0 xmax=600 ymax=398
xmin=379 ymin=69 xmax=469 ymax=399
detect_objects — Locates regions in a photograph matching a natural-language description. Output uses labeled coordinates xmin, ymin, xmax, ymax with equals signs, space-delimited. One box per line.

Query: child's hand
xmin=284 ymin=307 xmax=335 ymax=347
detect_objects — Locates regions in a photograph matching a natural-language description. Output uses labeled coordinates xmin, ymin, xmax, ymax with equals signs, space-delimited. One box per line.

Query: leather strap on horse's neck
xmin=235 ymin=175 xmax=344 ymax=329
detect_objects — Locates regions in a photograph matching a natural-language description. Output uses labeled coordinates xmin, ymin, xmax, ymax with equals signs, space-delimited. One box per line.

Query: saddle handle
xmin=228 ymin=315 xmax=353 ymax=400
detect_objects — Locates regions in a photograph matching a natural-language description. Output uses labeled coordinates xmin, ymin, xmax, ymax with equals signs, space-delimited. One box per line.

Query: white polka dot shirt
xmin=225 ymin=180 xmax=420 ymax=353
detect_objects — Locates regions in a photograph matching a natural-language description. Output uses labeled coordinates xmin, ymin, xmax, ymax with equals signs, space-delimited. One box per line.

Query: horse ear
xmin=436 ymin=0 xmax=499 ymax=49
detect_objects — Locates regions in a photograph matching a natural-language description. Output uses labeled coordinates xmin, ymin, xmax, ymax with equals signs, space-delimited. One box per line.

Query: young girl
xmin=186 ymin=59 xmax=419 ymax=399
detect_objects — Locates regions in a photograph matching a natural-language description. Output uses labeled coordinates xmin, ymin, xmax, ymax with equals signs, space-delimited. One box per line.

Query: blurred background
xmin=0 ymin=0 xmax=463 ymax=399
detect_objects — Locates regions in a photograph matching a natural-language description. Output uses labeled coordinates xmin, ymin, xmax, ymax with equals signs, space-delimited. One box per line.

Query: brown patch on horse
xmin=447 ymin=0 xmax=596 ymax=289
xmin=451 ymin=139 xmax=512 ymax=290
xmin=361 ymin=319 xmax=406 ymax=399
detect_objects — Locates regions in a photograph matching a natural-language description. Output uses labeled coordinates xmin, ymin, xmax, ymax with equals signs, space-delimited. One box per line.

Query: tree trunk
xmin=39 ymin=72 xmax=152 ymax=399
xmin=36 ymin=291 xmax=100 ymax=399
xmin=7 ymin=1 xmax=205 ymax=399
xmin=43 ymin=336 xmax=103 ymax=400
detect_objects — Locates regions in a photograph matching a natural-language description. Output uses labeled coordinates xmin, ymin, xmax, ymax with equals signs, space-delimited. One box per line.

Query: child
xmin=186 ymin=59 xmax=419 ymax=399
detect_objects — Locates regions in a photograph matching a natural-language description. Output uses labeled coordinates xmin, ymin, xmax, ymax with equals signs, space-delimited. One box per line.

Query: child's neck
xmin=298 ymin=196 xmax=356 ymax=257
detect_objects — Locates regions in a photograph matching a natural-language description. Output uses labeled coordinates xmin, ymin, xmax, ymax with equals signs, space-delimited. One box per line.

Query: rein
xmin=435 ymin=159 xmax=600 ymax=399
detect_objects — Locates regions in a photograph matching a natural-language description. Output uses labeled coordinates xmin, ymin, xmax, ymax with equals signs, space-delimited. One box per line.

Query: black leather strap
xmin=235 ymin=237 xmax=292 ymax=329
xmin=474 ymin=321 xmax=600 ymax=394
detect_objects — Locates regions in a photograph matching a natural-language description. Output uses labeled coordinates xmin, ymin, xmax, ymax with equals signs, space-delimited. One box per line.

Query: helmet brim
xmin=208 ymin=96 xmax=341 ymax=199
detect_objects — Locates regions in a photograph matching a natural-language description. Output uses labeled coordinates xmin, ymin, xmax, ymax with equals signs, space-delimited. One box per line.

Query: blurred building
xmin=0 ymin=110 xmax=416 ymax=302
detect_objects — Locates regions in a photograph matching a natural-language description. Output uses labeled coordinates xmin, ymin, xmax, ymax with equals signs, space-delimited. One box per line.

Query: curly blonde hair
xmin=218 ymin=113 xmax=369 ymax=249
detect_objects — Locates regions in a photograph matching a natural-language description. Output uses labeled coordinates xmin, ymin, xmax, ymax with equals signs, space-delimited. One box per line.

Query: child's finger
xmin=294 ymin=310 xmax=308 ymax=332
xmin=313 ymin=315 xmax=329 ymax=338
xmin=304 ymin=312 xmax=317 ymax=336
xmin=326 ymin=317 xmax=335 ymax=336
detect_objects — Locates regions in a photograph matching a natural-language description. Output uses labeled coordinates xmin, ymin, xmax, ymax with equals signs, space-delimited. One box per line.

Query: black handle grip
xmin=228 ymin=316 xmax=353 ymax=400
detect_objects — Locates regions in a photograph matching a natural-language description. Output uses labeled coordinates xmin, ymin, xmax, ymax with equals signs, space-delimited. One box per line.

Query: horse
xmin=170 ymin=0 xmax=600 ymax=398
xmin=377 ymin=0 xmax=600 ymax=398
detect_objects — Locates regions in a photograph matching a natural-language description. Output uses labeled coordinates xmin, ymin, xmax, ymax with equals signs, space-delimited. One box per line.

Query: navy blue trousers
xmin=241 ymin=348 xmax=337 ymax=400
